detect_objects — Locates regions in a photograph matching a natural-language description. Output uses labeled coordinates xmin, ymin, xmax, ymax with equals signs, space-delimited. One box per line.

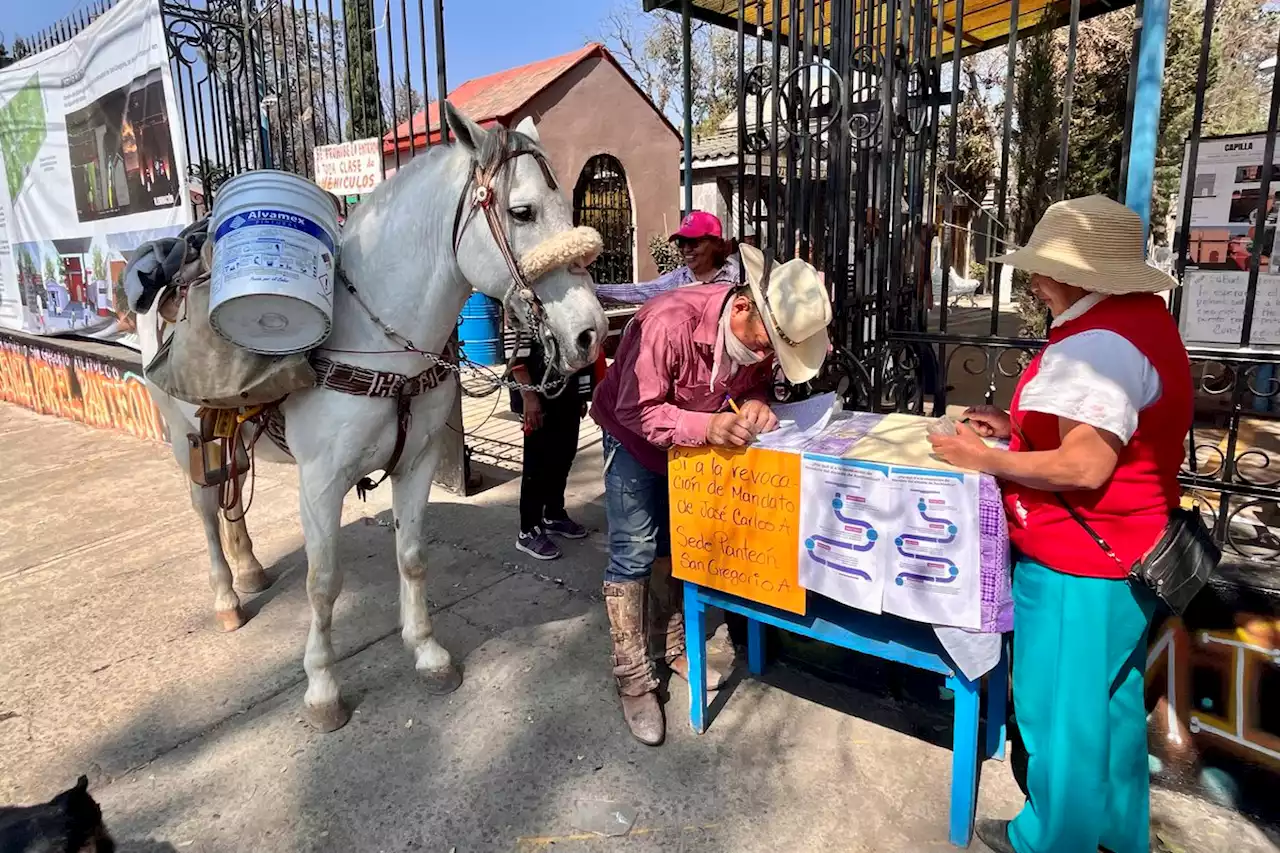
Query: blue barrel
xmin=457 ymin=292 xmax=504 ymax=365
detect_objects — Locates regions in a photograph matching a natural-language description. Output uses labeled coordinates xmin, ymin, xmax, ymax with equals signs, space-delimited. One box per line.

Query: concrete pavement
xmin=1 ymin=402 xmax=1275 ymax=853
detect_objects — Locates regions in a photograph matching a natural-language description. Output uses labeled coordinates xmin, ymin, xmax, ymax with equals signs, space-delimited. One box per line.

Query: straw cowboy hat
xmin=739 ymin=243 xmax=832 ymax=384
xmin=990 ymin=195 xmax=1176 ymax=294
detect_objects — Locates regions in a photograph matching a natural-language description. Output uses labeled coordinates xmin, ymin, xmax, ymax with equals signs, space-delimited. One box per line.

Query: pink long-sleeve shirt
xmin=590 ymin=284 xmax=776 ymax=473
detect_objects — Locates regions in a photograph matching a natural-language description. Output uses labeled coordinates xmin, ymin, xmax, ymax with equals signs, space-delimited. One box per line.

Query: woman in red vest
xmin=929 ymin=196 xmax=1192 ymax=853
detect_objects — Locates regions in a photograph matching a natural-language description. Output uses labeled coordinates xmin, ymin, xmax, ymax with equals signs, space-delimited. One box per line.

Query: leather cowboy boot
xmin=649 ymin=557 xmax=732 ymax=690
xmin=603 ymin=580 xmax=664 ymax=746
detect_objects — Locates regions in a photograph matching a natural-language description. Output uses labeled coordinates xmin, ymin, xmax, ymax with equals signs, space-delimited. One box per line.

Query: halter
xmin=451 ymin=128 xmax=563 ymax=366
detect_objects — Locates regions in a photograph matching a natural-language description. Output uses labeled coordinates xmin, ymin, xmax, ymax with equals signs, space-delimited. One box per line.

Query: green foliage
xmin=1063 ymin=14 xmax=1132 ymax=200
xmin=91 ymin=246 xmax=106 ymax=282
xmin=649 ymin=234 xmax=681 ymax=275
xmin=949 ymin=65 xmax=1000 ymax=207
xmin=1013 ymin=21 xmax=1062 ymax=244
xmin=344 ymin=0 xmax=383 ymax=139
xmin=968 ymin=257 xmax=987 ymax=284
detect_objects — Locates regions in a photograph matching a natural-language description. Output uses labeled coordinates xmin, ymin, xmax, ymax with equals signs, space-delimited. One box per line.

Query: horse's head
xmin=444 ymin=101 xmax=607 ymax=374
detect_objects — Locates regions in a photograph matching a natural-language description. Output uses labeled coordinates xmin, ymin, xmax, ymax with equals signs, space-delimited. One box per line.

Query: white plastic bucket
xmin=209 ymin=170 xmax=341 ymax=355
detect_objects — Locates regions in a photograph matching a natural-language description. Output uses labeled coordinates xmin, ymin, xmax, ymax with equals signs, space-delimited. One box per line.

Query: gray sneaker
xmin=542 ymin=516 xmax=587 ymax=539
xmin=516 ymin=527 xmax=562 ymax=561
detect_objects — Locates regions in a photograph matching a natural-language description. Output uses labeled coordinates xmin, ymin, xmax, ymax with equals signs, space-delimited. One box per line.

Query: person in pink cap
xmin=595 ymin=211 xmax=740 ymax=303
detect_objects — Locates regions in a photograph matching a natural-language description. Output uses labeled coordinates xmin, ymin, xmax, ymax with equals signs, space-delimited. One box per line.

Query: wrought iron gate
xmin=573 ymin=154 xmax=635 ymax=285
xmin=661 ymin=0 xmax=1280 ymax=583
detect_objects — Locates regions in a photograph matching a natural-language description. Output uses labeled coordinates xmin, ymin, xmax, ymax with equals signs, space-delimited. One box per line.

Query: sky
xmin=3 ymin=0 xmax=633 ymax=93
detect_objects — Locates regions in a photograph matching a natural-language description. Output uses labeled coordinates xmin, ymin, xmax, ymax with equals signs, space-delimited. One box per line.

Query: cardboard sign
xmin=313 ymin=138 xmax=383 ymax=196
xmin=669 ymin=445 xmax=806 ymax=615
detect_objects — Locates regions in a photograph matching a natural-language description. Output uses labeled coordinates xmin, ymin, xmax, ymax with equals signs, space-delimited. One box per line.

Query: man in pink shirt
xmin=591 ymin=244 xmax=831 ymax=745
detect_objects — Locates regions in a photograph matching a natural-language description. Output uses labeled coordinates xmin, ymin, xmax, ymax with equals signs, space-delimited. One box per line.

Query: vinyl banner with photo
xmin=1175 ymin=133 xmax=1280 ymax=347
xmin=0 ymin=0 xmax=190 ymax=345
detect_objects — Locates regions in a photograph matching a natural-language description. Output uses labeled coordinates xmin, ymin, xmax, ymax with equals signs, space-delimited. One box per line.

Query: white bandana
xmin=710 ymin=298 xmax=763 ymax=391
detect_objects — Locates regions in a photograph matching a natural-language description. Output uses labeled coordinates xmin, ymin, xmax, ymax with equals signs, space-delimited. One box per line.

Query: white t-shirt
xmin=1017 ymin=293 xmax=1162 ymax=444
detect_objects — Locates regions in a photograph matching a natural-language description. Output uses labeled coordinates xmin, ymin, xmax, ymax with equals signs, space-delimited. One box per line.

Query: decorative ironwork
xmin=573 ymin=154 xmax=634 ymax=286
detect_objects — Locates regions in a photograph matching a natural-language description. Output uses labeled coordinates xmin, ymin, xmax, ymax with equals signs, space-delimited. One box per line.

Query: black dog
xmin=0 ymin=776 xmax=114 ymax=853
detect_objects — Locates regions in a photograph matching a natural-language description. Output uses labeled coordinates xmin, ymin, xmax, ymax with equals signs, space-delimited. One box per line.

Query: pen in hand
xmin=726 ymin=397 xmax=760 ymax=438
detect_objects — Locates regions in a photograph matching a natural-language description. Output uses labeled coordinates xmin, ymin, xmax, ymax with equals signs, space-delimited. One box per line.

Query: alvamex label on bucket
xmin=210 ymin=206 xmax=336 ymax=302
xmin=215 ymin=208 xmax=336 ymax=253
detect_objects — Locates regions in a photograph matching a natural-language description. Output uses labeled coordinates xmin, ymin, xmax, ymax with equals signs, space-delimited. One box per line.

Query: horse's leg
xmin=190 ymin=481 xmax=246 ymax=631
xmin=297 ymin=472 xmax=351 ymax=732
xmin=159 ymin=410 xmax=244 ymax=631
xmin=392 ymin=436 xmax=461 ymax=694
xmin=220 ymin=506 xmax=269 ymax=594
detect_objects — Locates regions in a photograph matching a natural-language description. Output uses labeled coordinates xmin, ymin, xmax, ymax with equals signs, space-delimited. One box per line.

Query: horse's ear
xmin=514 ymin=115 xmax=539 ymax=143
xmin=442 ymin=101 xmax=486 ymax=152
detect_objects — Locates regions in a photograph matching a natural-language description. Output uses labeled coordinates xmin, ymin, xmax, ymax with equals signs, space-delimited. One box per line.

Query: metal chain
xmin=339 ymin=272 xmax=568 ymax=398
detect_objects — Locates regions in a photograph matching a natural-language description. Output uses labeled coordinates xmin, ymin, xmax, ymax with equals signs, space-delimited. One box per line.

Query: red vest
xmin=1004 ymin=294 xmax=1192 ymax=579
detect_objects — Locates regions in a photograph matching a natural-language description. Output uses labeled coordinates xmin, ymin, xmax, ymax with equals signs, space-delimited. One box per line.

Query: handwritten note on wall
xmin=668 ymin=445 xmax=806 ymax=614
xmin=1181 ymin=270 xmax=1280 ymax=346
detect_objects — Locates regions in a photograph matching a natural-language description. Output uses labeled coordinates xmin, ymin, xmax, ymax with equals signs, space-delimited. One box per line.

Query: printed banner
xmin=0 ymin=0 xmax=190 ymax=344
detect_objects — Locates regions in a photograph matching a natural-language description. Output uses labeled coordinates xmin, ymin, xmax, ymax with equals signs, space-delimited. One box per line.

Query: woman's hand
xmin=962 ymin=405 xmax=1012 ymax=439
xmin=738 ymin=399 xmax=779 ymax=434
xmin=928 ymin=422 xmax=992 ymax=471
xmin=521 ymin=392 xmax=543 ymax=433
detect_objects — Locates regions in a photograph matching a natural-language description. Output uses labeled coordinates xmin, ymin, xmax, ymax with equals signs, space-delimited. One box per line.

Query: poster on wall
xmin=0 ymin=0 xmax=190 ymax=347
xmin=1175 ymin=133 xmax=1280 ymax=347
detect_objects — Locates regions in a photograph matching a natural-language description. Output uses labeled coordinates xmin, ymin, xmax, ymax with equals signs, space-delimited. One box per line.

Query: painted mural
xmin=0 ymin=332 xmax=165 ymax=442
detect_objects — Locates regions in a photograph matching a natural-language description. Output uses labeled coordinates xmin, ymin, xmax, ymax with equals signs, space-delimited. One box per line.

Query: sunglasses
xmin=674 ymin=236 xmax=707 ymax=249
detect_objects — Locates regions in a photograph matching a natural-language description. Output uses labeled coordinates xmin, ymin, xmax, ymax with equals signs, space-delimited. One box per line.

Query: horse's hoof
xmin=421 ymin=663 xmax=463 ymax=695
xmin=215 ymin=606 xmax=248 ymax=632
xmin=234 ymin=570 xmax=271 ymax=594
xmin=303 ymin=698 xmax=351 ymax=733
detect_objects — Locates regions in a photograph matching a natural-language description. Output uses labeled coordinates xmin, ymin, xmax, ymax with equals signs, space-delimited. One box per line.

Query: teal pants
xmin=1008 ymin=558 xmax=1157 ymax=853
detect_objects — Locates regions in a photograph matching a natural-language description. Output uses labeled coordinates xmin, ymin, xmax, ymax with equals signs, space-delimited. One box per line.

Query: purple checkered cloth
xmin=978 ymin=475 xmax=1014 ymax=633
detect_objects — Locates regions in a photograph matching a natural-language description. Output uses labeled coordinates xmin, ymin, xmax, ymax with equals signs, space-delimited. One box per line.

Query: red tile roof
xmin=383 ymin=43 xmax=677 ymax=153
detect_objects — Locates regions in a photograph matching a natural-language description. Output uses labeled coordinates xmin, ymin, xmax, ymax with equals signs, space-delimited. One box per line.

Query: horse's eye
xmin=510 ymin=205 xmax=536 ymax=223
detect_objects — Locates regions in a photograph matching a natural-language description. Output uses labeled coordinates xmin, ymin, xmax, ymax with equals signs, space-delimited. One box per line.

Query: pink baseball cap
xmin=669 ymin=211 xmax=723 ymax=241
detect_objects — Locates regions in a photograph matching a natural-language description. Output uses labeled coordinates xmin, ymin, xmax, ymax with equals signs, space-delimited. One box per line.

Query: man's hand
xmin=521 ymin=392 xmax=543 ymax=433
xmin=707 ymin=412 xmax=755 ymax=447
xmin=928 ymin=421 xmax=992 ymax=471
xmin=738 ymin=399 xmax=779 ymax=434
xmin=962 ymin=405 xmax=1012 ymax=439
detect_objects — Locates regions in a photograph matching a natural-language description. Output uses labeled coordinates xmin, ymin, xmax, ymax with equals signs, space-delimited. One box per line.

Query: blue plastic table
xmin=683 ymin=582 xmax=1009 ymax=849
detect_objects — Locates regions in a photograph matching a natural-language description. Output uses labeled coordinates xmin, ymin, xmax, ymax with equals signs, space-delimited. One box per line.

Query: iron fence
xmin=667 ymin=0 xmax=1280 ymax=578
xmin=22 ymin=0 xmax=451 ymax=214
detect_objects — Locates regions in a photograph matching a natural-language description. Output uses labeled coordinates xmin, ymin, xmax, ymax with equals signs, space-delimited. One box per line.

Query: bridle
xmin=334 ymin=126 xmax=572 ymax=398
xmin=450 ymin=127 xmax=563 ymax=368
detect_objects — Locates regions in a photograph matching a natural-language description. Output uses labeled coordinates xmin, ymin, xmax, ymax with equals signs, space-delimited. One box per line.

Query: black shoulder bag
xmin=1015 ymin=428 xmax=1219 ymax=616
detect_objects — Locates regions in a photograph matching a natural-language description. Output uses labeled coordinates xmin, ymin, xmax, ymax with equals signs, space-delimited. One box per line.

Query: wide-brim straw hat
xmin=989 ymin=195 xmax=1176 ymax=294
xmin=739 ymin=244 xmax=831 ymax=384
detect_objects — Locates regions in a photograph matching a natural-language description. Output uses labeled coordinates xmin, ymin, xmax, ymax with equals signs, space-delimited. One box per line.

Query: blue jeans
xmin=602 ymin=432 xmax=669 ymax=583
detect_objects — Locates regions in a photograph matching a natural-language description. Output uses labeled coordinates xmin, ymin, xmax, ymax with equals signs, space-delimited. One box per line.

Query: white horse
xmin=139 ymin=102 xmax=607 ymax=731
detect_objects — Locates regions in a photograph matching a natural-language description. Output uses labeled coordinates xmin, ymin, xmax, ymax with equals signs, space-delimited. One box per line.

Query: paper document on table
xmin=798 ymin=455 xmax=896 ymax=613
xmin=754 ymin=392 xmax=839 ymax=450
xmin=880 ymin=466 xmax=982 ymax=630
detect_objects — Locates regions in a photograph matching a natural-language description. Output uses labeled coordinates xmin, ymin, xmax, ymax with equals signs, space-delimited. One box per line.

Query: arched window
xmin=573 ymin=154 xmax=634 ymax=285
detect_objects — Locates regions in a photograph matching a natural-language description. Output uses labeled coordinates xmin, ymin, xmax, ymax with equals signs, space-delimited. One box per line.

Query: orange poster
xmin=668 ymin=444 xmax=806 ymax=615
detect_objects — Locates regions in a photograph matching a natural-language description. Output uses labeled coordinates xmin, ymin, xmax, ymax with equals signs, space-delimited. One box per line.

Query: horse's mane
xmin=343 ymin=126 xmax=553 ymax=237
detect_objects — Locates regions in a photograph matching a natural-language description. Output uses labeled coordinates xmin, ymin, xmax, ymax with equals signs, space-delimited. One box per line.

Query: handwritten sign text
xmin=314 ymin=138 xmax=383 ymax=196
xmin=669 ymin=445 xmax=806 ymax=614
